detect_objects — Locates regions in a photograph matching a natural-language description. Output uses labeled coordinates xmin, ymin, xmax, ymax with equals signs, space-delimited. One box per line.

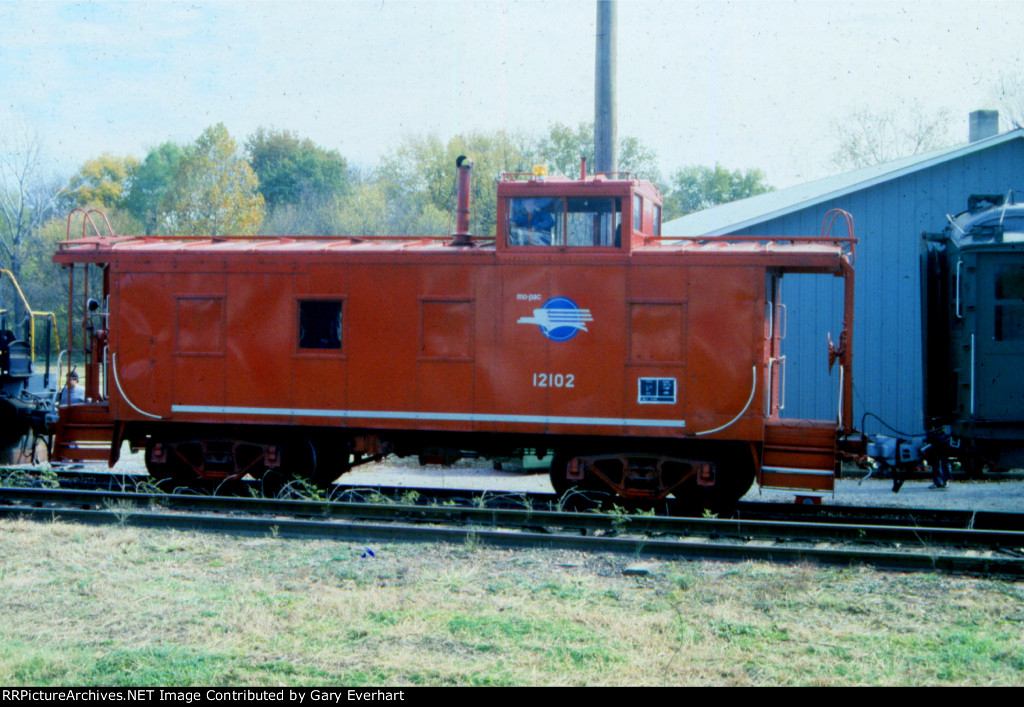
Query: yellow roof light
xmin=532 ymin=165 xmax=548 ymax=177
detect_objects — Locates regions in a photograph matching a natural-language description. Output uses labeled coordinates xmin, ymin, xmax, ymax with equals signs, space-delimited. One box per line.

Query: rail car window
xmin=995 ymin=265 xmax=1024 ymax=341
xmin=633 ymin=195 xmax=643 ymax=232
xmin=508 ymin=197 xmax=561 ymax=246
xmin=653 ymin=204 xmax=662 ymax=238
xmin=507 ymin=197 xmax=621 ymax=247
xmin=299 ymin=300 xmax=342 ymax=350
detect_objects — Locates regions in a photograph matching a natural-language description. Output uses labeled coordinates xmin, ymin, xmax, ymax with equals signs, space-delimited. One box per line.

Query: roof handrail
xmin=820 ymin=208 xmax=856 ymax=264
xmin=65 ymin=208 xmax=118 ymax=242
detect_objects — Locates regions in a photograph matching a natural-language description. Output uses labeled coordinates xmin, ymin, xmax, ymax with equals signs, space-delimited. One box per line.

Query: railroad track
xmin=8 ymin=467 xmax=1023 ymax=533
xmin=2 ymin=484 xmax=1022 ymax=577
xmin=6 ymin=464 xmax=1024 ymax=528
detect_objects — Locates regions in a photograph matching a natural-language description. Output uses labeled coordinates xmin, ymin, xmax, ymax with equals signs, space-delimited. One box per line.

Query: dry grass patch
xmin=0 ymin=519 xmax=1022 ymax=685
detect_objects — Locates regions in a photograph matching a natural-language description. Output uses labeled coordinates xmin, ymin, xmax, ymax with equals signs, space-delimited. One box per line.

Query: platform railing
xmin=0 ymin=269 xmax=61 ymax=368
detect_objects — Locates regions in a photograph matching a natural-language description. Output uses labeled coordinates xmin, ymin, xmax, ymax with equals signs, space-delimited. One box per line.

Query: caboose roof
xmin=54 ymin=232 xmax=849 ymax=275
xmin=54 ymin=234 xmax=488 ymax=262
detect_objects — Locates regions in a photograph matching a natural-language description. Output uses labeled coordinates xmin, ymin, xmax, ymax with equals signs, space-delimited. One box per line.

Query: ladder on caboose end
xmin=51 ymin=403 xmax=115 ymax=464
xmin=50 ymin=209 xmax=118 ymax=465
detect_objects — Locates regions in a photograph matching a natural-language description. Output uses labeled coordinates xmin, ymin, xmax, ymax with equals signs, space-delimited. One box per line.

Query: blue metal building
xmin=663 ymin=124 xmax=1024 ymax=437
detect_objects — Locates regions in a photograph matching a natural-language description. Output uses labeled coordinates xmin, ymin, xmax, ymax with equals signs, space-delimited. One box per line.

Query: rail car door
xmin=759 ymin=269 xmax=839 ymax=494
xmin=973 ymin=254 xmax=1024 ymax=421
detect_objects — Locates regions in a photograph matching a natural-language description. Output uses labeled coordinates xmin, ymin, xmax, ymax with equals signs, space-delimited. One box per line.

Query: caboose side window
xmin=508 ymin=197 xmax=562 ymax=246
xmin=633 ymin=194 xmax=643 ymax=232
xmin=299 ymin=300 xmax=342 ymax=350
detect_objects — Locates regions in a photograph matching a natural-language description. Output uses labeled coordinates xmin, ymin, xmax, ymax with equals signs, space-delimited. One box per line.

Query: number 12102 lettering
xmin=532 ymin=373 xmax=575 ymax=388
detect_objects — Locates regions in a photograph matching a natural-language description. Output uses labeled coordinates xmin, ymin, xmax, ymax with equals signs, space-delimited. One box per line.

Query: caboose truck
xmin=52 ymin=159 xmax=856 ymax=510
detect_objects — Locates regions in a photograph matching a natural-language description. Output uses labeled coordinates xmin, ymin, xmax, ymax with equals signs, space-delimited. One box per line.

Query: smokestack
xmin=969 ymin=110 xmax=999 ymax=142
xmin=595 ymin=1 xmax=617 ymax=174
xmin=451 ymin=155 xmax=474 ymax=246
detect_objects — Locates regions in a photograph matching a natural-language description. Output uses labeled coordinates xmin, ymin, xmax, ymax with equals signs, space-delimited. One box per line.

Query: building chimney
xmin=969 ymin=110 xmax=999 ymax=142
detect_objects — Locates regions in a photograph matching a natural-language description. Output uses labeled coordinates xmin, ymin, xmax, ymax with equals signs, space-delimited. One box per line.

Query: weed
xmin=365 ymin=490 xmax=395 ymax=505
xmin=399 ymin=489 xmax=421 ymax=505
xmin=102 ymin=499 xmax=135 ymax=526
xmin=338 ymin=488 xmax=396 ymax=505
xmin=281 ymin=476 xmax=327 ymax=501
xmin=606 ymin=504 xmax=632 ymax=532
xmin=671 ymin=572 xmax=695 ymax=591
xmin=0 ymin=468 xmax=36 ymax=488
xmin=131 ymin=480 xmax=165 ymax=497
xmin=37 ymin=467 xmax=60 ymax=489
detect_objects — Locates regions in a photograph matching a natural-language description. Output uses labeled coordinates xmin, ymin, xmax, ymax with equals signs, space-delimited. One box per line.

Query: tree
xmin=377 ymin=130 xmax=536 ymax=237
xmin=367 ymin=126 xmax=663 ymax=237
xmin=122 ymin=142 xmax=183 ymax=234
xmin=662 ymin=164 xmax=773 ymax=219
xmin=830 ymin=104 xmax=954 ymax=170
xmin=64 ymin=153 xmax=139 ymax=210
xmin=537 ymin=122 xmax=662 ymax=182
xmin=0 ymin=132 xmax=64 ymax=283
xmin=332 ymin=177 xmax=448 ymax=236
xmin=16 ymin=215 xmax=69 ymax=329
xmin=246 ymin=128 xmax=350 ymax=211
xmin=993 ymin=71 xmax=1024 ymax=129
xmin=159 ymin=124 xmax=264 ymax=235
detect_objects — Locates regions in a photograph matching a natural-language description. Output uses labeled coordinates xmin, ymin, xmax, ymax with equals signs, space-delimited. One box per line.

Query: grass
xmin=0 ymin=519 xmax=1022 ymax=686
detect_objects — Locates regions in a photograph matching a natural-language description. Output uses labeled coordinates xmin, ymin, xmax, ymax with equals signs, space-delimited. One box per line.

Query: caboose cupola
xmin=496 ymin=166 xmax=663 ymax=252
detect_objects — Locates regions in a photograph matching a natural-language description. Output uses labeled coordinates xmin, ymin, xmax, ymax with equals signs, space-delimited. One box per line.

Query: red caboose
xmin=54 ymin=159 xmax=854 ymax=509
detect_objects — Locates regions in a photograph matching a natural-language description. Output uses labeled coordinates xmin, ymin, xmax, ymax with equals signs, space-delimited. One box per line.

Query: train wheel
xmin=548 ymin=449 xmax=575 ymax=496
xmin=255 ymin=438 xmax=306 ymax=497
xmin=309 ymin=438 xmax=352 ymax=491
xmin=0 ymin=401 xmax=31 ymax=464
xmin=671 ymin=444 xmax=755 ymax=516
xmin=144 ymin=440 xmax=200 ymax=490
xmin=548 ymin=449 xmax=613 ymax=510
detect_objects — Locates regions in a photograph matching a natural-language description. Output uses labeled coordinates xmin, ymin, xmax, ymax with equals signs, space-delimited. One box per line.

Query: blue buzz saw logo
xmin=517 ymin=297 xmax=594 ymax=342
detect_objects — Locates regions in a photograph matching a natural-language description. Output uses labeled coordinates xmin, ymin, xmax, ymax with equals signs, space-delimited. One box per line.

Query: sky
xmin=1 ymin=0 xmax=1023 ymax=188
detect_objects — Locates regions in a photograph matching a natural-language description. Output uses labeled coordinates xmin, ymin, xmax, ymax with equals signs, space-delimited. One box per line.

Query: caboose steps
xmin=759 ymin=419 xmax=838 ymax=493
xmin=52 ymin=403 xmax=115 ymax=463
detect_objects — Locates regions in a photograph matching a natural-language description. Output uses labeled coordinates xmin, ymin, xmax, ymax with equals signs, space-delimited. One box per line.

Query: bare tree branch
xmin=0 ymin=129 xmax=65 ymax=280
xmin=830 ymin=103 xmax=955 ymax=170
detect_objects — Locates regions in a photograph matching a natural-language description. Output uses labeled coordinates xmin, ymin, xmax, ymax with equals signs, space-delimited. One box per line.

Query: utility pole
xmin=595 ymin=0 xmax=617 ymax=175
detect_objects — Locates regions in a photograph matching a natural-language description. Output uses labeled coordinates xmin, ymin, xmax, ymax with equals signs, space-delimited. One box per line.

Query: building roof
xmin=662 ymin=129 xmax=1024 ymax=237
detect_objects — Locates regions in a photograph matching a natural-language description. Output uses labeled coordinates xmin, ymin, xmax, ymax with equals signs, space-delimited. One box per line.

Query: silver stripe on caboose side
xmin=170 ymin=404 xmax=686 ymax=428
xmin=760 ymin=466 xmax=834 ymax=477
